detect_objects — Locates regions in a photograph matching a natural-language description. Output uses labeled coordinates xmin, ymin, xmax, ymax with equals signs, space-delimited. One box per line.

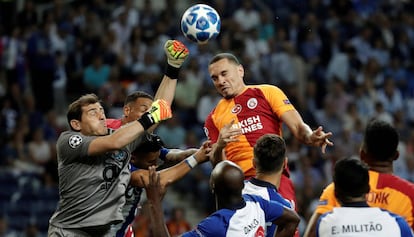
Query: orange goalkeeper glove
xmin=164 ymin=40 xmax=189 ymax=79
xmin=138 ymin=99 xmax=172 ymax=129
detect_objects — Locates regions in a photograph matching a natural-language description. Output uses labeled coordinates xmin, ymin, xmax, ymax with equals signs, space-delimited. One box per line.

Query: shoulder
xmin=373 ymin=171 xmax=414 ymax=197
xmin=57 ymin=130 xmax=95 ymax=150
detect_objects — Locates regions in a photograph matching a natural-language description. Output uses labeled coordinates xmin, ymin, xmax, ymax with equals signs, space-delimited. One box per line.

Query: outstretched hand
xmin=310 ymin=126 xmax=333 ymax=154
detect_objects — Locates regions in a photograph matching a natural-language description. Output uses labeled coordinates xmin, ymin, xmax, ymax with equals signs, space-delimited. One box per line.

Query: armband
xmin=184 ymin=155 xmax=198 ymax=169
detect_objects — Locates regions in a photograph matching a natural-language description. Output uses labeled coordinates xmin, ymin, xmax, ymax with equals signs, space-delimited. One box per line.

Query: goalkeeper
xmin=47 ymin=38 xmax=188 ymax=237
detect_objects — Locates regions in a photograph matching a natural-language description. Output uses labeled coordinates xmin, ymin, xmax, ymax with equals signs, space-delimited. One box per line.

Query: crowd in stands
xmin=0 ymin=0 xmax=414 ymax=236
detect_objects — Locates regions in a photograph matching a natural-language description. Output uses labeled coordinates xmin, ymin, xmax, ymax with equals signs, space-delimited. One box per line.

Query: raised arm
xmin=154 ymin=40 xmax=189 ymax=105
xmin=130 ymin=141 xmax=211 ymax=188
xmin=88 ymin=99 xmax=171 ymax=155
xmin=281 ymin=110 xmax=333 ymax=153
xmin=141 ymin=166 xmax=171 ymax=237
xmin=164 ymin=148 xmax=198 ymax=163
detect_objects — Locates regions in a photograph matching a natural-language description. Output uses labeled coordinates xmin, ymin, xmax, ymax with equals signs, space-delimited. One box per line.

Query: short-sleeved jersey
xmin=315 ymin=170 xmax=414 ymax=229
xmin=182 ymin=194 xmax=285 ymax=237
xmin=316 ymin=204 xmax=414 ymax=237
xmin=49 ymin=130 xmax=140 ymax=228
xmin=204 ymin=85 xmax=297 ymax=204
xmin=243 ymin=178 xmax=296 ymax=237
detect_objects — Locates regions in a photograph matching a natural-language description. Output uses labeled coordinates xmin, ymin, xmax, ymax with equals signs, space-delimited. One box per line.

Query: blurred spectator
xmin=82 ymin=54 xmax=111 ymax=93
xmin=232 ymin=0 xmax=261 ymax=33
xmin=27 ymin=127 xmax=52 ymax=170
xmin=0 ymin=216 xmax=18 ymax=237
xmin=156 ymin=116 xmax=186 ymax=148
xmin=26 ymin=20 xmax=56 ymax=113
xmin=166 ymin=207 xmax=192 ymax=237
xmin=376 ymin=77 xmax=404 ymax=115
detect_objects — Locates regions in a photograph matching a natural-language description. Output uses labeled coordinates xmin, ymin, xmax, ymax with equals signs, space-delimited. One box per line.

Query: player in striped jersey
xmin=304 ymin=119 xmax=414 ymax=237
xmin=243 ymin=134 xmax=297 ymax=237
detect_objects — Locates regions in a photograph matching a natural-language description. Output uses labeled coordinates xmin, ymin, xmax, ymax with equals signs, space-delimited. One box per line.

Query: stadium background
xmin=0 ymin=0 xmax=414 ymax=236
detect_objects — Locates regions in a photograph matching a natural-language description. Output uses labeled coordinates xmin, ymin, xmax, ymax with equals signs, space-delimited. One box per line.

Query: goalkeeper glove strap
xmin=137 ymin=112 xmax=155 ymax=130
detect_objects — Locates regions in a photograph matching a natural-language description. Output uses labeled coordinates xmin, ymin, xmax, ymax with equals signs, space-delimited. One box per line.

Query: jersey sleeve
xmin=182 ymin=214 xmax=227 ymax=237
xmin=246 ymin=194 xmax=284 ymax=222
xmin=204 ymin=111 xmax=219 ymax=143
xmin=390 ymin=213 xmax=414 ymax=237
xmin=315 ymin=183 xmax=340 ymax=214
xmin=57 ymin=131 xmax=94 ymax=164
xmin=259 ymin=85 xmax=296 ymax=117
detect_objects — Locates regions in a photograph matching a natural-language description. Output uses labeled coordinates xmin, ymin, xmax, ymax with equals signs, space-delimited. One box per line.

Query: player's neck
xmin=255 ymin=173 xmax=282 ymax=189
xmin=368 ymin=161 xmax=394 ymax=174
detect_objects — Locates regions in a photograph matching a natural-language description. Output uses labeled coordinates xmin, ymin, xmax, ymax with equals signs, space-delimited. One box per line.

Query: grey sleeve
xmin=56 ymin=131 xmax=94 ymax=165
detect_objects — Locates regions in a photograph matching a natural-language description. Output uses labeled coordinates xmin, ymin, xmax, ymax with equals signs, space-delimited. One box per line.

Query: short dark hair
xmin=133 ymin=132 xmax=164 ymax=153
xmin=253 ymin=134 xmax=286 ymax=173
xmin=124 ymin=91 xmax=153 ymax=106
xmin=209 ymin=53 xmax=240 ymax=66
xmin=334 ymin=157 xmax=370 ymax=202
xmin=362 ymin=119 xmax=399 ymax=161
xmin=67 ymin=93 xmax=101 ymax=130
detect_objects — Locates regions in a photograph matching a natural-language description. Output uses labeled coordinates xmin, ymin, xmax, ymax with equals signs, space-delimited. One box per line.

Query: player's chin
xmin=99 ymin=127 xmax=109 ymax=136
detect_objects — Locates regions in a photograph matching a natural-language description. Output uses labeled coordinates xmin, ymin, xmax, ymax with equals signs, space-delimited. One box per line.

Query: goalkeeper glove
xmin=164 ymin=40 xmax=189 ymax=79
xmin=138 ymin=99 xmax=172 ymax=130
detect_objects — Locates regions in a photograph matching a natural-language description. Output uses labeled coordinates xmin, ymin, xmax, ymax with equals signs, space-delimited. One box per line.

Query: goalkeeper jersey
xmin=315 ymin=170 xmax=414 ymax=229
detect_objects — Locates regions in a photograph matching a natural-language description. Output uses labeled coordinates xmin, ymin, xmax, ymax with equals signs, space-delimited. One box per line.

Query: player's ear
xmin=238 ymin=64 xmax=244 ymax=78
xmin=392 ymin=150 xmax=399 ymax=161
xmin=70 ymin=119 xmax=81 ymax=131
xmin=283 ymin=157 xmax=288 ymax=169
xmin=124 ymin=105 xmax=130 ymax=117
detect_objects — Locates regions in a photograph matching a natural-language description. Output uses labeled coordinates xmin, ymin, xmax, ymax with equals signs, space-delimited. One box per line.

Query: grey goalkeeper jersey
xmin=49 ymin=130 xmax=139 ymax=229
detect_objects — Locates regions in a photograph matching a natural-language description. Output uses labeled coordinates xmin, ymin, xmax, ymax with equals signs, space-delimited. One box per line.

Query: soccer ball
xmin=181 ymin=4 xmax=221 ymax=44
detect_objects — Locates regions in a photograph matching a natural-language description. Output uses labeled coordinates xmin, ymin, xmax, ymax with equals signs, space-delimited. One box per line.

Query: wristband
xmin=165 ymin=64 xmax=180 ymax=79
xmin=137 ymin=112 xmax=154 ymax=130
xmin=184 ymin=155 xmax=198 ymax=169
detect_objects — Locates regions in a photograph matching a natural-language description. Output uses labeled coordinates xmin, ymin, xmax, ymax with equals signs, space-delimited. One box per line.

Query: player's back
xmin=316 ymin=170 xmax=414 ymax=229
xmin=317 ymin=207 xmax=414 ymax=237
xmin=368 ymin=171 xmax=414 ymax=228
xmin=243 ymin=178 xmax=296 ymax=237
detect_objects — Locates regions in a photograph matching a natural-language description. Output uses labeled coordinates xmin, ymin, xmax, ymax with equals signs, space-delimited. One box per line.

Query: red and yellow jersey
xmin=204 ymin=85 xmax=295 ymax=177
xmin=204 ymin=84 xmax=298 ymax=208
xmin=316 ymin=170 xmax=414 ymax=229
